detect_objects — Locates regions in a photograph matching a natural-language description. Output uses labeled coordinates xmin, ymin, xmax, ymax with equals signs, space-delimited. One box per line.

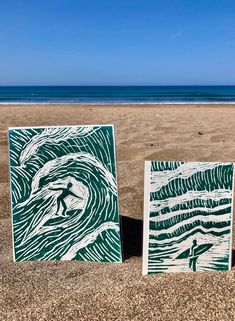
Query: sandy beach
xmin=1 ymin=104 xmax=235 ymax=321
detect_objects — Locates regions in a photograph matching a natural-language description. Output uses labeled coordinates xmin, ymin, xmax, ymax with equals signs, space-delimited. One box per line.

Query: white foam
xmin=1 ymin=101 xmax=235 ymax=105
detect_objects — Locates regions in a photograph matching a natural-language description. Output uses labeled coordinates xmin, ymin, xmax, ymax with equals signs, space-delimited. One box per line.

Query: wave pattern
xmin=144 ymin=161 xmax=234 ymax=274
xmin=9 ymin=125 xmax=122 ymax=262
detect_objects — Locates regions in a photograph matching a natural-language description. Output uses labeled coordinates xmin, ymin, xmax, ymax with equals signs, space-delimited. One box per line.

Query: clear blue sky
xmin=0 ymin=0 xmax=235 ymax=85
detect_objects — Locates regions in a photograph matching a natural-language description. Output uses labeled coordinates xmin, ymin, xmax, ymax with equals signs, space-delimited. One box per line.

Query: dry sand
xmin=1 ymin=104 xmax=235 ymax=321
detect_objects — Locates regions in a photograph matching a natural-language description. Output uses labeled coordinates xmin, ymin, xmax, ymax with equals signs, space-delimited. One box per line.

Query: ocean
xmin=0 ymin=86 xmax=235 ymax=104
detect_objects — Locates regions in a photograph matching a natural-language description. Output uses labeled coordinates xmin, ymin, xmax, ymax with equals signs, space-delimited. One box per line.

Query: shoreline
xmin=1 ymin=103 xmax=235 ymax=109
xmin=1 ymin=102 xmax=235 ymax=106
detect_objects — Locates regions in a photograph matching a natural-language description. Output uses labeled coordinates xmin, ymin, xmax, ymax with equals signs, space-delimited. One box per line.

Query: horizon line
xmin=0 ymin=84 xmax=235 ymax=87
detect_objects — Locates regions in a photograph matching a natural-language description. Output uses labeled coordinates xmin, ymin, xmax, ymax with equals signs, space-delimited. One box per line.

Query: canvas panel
xmin=143 ymin=161 xmax=234 ymax=275
xmin=8 ymin=125 xmax=122 ymax=263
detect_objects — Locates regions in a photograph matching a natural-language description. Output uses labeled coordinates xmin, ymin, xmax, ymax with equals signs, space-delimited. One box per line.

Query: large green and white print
xmin=9 ymin=125 xmax=122 ymax=262
xmin=143 ymin=161 xmax=234 ymax=274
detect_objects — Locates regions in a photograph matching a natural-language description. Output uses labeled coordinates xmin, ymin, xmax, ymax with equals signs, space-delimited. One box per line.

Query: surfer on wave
xmin=49 ymin=182 xmax=82 ymax=217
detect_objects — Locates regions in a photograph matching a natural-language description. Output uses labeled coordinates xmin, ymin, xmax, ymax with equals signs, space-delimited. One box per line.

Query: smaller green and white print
xmin=9 ymin=125 xmax=122 ymax=263
xmin=143 ymin=161 xmax=234 ymax=274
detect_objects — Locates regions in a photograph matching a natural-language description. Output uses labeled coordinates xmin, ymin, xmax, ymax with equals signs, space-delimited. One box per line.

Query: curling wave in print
xmin=9 ymin=126 xmax=122 ymax=262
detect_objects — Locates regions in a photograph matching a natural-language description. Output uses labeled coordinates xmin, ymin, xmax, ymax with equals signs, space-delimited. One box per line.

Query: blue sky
xmin=0 ymin=0 xmax=235 ymax=85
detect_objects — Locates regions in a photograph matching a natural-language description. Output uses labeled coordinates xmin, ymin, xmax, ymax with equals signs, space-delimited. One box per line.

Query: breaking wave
xmin=9 ymin=126 xmax=122 ymax=262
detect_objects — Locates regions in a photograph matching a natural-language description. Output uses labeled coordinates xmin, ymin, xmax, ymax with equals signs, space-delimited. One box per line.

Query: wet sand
xmin=1 ymin=104 xmax=235 ymax=321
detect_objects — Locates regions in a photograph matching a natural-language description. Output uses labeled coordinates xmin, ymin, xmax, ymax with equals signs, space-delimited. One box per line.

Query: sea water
xmin=0 ymin=86 xmax=235 ymax=104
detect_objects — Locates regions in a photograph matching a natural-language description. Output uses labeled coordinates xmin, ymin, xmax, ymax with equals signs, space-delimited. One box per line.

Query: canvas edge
xmin=142 ymin=161 xmax=151 ymax=275
xmin=228 ymin=162 xmax=235 ymax=270
xmin=7 ymin=128 xmax=16 ymax=262
xmin=112 ymin=124 xmax=123 ymax=263
xmin=8 ymin=124 xmax=115 ymax=130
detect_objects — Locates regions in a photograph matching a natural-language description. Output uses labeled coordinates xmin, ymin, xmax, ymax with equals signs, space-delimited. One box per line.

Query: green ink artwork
xmin=8 ymin=125 xmax=122 ymax=263
xmin=143 ymin=161 xmax=234 ymax=274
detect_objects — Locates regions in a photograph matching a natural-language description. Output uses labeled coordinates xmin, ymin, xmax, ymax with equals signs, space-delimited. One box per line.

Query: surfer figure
xmin=189 ymin=239 xmax=199 ymax=272
xmin=49 ymin=182 xmax=82 ymax=217
xmin=176 ymin=239 xmax=213 ymax=271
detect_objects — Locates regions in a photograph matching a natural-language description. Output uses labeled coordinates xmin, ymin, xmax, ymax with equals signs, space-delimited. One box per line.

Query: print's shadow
xmin=120 ymin=215 xmax=143 ymax=260
xmin=232 ymin=250 xmax=235 ymax=267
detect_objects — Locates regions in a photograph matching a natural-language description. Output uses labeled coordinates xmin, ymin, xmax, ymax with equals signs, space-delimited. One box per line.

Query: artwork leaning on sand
xmin=8 ymin=125 xmax=122 ymax=263
xmin=143 ymin=161 xmax=234 ymax=275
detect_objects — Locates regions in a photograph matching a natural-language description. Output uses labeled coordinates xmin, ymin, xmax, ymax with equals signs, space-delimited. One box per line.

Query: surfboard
xmin=176 ymin=243 xmax=213 ymax=259
xmin=194 ymin=243 xmax=213 ymax=256
xmin=176 ymin=248 xmax=190 ymax=259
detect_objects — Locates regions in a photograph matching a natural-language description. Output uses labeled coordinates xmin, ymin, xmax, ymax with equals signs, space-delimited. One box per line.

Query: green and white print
xmin=9 ymin=125 xmax=122 ymax=263
xmin=143 ymin=161 xmax=234 ymax=275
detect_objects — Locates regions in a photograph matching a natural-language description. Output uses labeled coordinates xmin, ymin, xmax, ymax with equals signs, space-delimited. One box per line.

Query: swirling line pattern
xmin=9 ymin=125 xmax=122 ymax=262
xmin=143 ymin=161 xmax=234 ymax=274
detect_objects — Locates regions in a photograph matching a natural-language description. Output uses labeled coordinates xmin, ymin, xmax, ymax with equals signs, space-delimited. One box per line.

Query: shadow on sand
xmin=232 ymin=250 xmax=235 ymax=267
xmin=120 ymin=215 xmax=143 ymax=260
xmin=120 ymin=216 xmax=235 ymax=268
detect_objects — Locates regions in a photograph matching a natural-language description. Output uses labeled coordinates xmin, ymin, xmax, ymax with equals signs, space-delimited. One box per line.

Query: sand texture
xmin=1 ymin=104 xmax=235 ymax=321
